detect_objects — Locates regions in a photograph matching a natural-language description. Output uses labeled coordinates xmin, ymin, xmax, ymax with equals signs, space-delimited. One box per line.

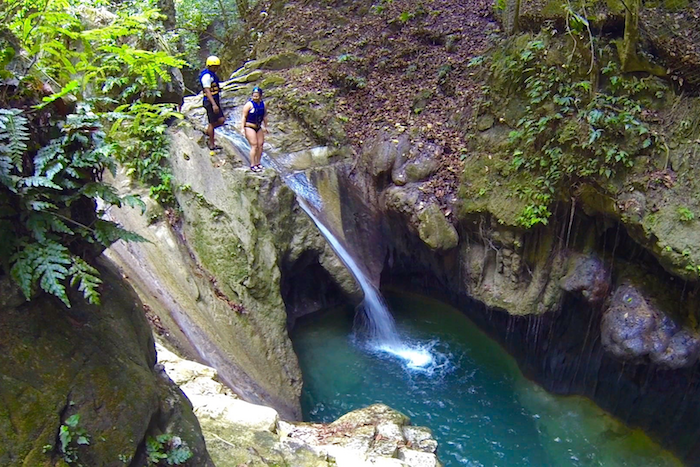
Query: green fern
xmin=2 ymin=108 xmax=146 ymax=307
xmin=92 ymin=219 xmax=146 ymax=246
xmin=11 ymin=241 xmax=72 ymax=307
xmin=2 ymin=0 xmax=186 ymax=308
xmin=0 ymin=108 xmax=28 ymax=189
xmin=69 ymin=258 xmax=102 ymax=305
xmin=145 ymin=434 xmax=193 ymax=466
xmin=0 ymin=108 xmax=29 ymax=166
xmin=167 ymin=446 xmax=193 ymax=465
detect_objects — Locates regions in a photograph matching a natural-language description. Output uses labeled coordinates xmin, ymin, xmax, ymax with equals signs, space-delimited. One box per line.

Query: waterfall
xmin=296 ymin=197 xmax=401 ymax=345
xmin=218 ymin=124 xmax=433 ymax=368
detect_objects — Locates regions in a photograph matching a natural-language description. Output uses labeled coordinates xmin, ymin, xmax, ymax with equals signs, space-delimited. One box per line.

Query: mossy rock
xmin=252 ymin=52 xmax=315 ymax=70
xmin=513 ymin=0 xmax=626 ymax=30
xmin=260 ymin=73 xmax=287 ymax=89
xmin=277 ymin=89 xmax=347 ymax=145
xmin=416 ymin=203 xmax=459 ymax=251
xmin=0 ymin=260 xmax=212 ymax=466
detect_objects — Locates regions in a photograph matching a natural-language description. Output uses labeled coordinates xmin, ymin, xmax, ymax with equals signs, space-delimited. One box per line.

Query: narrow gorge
xmin=3 ymin=0 xmax=700 ymax=465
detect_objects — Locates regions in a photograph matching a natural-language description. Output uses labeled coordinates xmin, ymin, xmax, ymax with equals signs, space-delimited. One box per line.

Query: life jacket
xmin=246 ymin=99 xmax=266 ymax=126
xmin=199 ymin=69 xmax=220 ymax=105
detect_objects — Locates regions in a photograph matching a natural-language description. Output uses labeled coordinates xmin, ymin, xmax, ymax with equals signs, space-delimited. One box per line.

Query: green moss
xmin=277 ymin=89 xmax=346 ymax=145
xmin=260 ymin=74 xmax=287 ymax=89
xmin=466 ymin=32 xmax=664 ymax=229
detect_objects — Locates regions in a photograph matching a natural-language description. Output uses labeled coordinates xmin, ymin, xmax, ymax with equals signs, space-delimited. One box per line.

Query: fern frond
xmin=122 ymin=194 xmax=146 ymax=214
xmin=37 ymin=260 xmax=70 ymax=307
xmin=26 ymin=212 xmax=51 ymax=242
xmin=167 ymin=446 xmax=193 ymax=465
xmin=27 ymin=200 xmax=58 ymax=211
xmin=69 ymin=257 xmax=102 ymax=305
xmin=10 ymin=240 xmax=72 ymax=306
xmin=22 ymin=176 xmax=62 ymax=190
xmin=10 ymin=244 xmax=35 ymax=299
xmin=81 ymin=182 xmax=121 ymax=205
xmin=34 ymin=143 xmax=68 ymax=183
xmin=0 ymin=155 xmax=17 ymax=190
xmin=0 ymin=108 xmax=29 ymax=168
xmin=26 ymin=213 xmax=74 ymax=242
xmin=92 ymin=219 xmax=146 ymax=246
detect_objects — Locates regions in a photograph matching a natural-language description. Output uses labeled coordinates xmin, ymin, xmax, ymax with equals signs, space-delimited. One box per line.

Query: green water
xmin=291 ymin=292 xmax=682 ymax=467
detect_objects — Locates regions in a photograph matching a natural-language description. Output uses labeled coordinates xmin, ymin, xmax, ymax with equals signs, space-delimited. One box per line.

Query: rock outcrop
xmin=0 ymin=261 xmax=212 ymax=466
xmin=158 ymin=343 xmax=442 ymax=467
xmin=105 ymin=86 xmax=363 ymax=420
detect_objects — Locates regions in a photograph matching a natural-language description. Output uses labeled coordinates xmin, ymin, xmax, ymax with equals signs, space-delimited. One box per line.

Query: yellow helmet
xmin=206 ymin=55 xmax=221 ymax=67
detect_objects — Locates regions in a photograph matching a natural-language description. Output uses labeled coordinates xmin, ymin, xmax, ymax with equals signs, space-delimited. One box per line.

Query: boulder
xmin=159 ymin=346 xmax=442 ymax=466
xmin=560 ymin=254 xmax=610 ymax=303
xmin=416 ymin=203 xmax=459 ymax=251
xmin=601 ymin=284 xmax=700 ymax=368
xmin=0 ymin=261 xmax=212 ymax=466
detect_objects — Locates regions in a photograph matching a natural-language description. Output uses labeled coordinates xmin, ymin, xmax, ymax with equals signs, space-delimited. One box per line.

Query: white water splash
xmin=298 ymin=198 xmax=434 ymax=369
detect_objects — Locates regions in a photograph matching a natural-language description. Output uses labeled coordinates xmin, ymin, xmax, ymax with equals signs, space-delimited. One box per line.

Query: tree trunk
xmin=620 ymin=0 xmax=640 ymax=72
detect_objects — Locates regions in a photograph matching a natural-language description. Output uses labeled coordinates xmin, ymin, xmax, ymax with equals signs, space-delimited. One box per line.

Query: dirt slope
xmin=243 ymin=0 xmax=500 ymax=203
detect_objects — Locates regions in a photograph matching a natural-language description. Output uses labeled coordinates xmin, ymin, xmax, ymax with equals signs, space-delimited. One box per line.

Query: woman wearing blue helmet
xmin=241 ymin=86 xmax=267 ymax=172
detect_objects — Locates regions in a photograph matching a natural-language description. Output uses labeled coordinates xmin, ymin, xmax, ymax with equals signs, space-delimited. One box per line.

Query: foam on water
xmin=374 ymin=342 xmax=435 ymax=369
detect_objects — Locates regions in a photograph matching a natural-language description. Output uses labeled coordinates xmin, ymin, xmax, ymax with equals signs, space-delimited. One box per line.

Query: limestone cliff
xmin=158 ymin=343 xmax=442 ymax=467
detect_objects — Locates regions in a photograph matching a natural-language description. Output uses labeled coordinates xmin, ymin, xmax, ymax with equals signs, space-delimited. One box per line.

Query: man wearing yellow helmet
xmin=199 ymin=55 xmax=225 ymax=151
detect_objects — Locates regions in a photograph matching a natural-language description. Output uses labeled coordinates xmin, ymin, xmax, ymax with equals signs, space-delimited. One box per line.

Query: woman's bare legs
xmin=244 ymin=127 xmax=259 ymax=167
xmin=253 ymin=129 xmax=265 ymax=167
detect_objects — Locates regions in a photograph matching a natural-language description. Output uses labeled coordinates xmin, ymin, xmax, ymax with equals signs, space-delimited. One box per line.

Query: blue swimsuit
xmin=245 ymin=99 xmax=266 ymax=130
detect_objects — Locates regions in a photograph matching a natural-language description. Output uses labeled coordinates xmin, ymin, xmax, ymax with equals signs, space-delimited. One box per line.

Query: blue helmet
xmin=252 ymin=86 xmax=263 ymax=95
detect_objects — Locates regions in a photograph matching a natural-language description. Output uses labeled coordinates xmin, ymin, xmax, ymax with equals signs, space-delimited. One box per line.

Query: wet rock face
xmin=601 ymin=284 xmax=700 ymax=368
xmin=560 ymin=254 xmax=610 ymax=304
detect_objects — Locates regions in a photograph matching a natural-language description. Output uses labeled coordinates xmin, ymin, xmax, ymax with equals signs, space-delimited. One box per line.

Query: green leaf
xmin=92 ymin=219 xmax=146 ymax=246
xmin=59 ymin=425 xmax=71 ymax=450
xmin=64 ymin=414 xmax=80 ymax=428
xmin=33 ymin=80 xmax=80 ymax=110
xmin=167 ymin=447 xmax=193 ymax=465
xmin=122 ymin=194 xmax=146 ymax=214
xmin=69 ymin=258 xmax=102 ymax=305
xmin=22 ymin=176 xmax=62 ymax=190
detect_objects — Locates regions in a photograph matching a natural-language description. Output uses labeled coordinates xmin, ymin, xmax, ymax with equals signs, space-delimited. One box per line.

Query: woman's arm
xmin=241 ymin=102 xmax=251 ymax=132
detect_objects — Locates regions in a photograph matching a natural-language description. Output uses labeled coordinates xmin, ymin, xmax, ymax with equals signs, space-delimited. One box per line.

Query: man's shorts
xmin=204 ymin=99 xmax=224 ymax=124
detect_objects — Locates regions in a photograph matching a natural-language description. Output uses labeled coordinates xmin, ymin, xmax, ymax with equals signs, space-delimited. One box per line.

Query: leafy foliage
xmin=146 ymin=434 xmax=193 ymax=466
xmin=44 ymin=413 xmax=91 ymax=465
xmin=678 ymin=206 xmax=695 ymax=223
xmin=107 ymin=102 xmax=181 ymax=204
xmin=0 ymin=0 xmax=189 ymax=307
xmin=486 ymin=30 xmax=664 ymax=228
xmin=1 ymin=108 xmax=146 ymax=307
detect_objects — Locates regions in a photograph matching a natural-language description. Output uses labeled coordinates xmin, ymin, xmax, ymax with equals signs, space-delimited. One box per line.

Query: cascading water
xmin=291 ymin=193 xmax=434 ymax=369
xmin=217 ymin=123 xmax=433 ymax=369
